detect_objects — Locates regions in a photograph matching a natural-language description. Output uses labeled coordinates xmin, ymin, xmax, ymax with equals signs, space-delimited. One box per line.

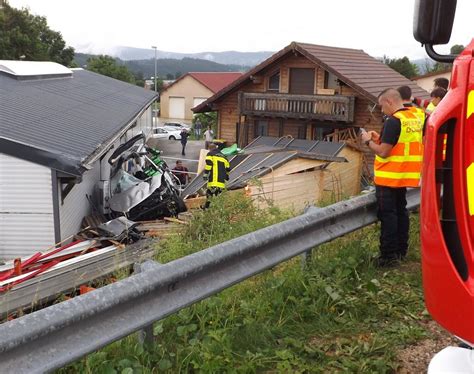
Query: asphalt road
xmin=147 ymin=138 xmax=204 ymax=174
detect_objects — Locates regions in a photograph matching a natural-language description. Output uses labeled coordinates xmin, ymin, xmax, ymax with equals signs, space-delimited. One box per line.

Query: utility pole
xmin=151 ymin=46 xmax=158 ymax=126
xmin=151 ymin=46 xmax=157 ymax=93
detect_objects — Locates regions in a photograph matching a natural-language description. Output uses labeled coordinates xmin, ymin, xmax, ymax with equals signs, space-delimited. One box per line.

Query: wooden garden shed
xmin=182 ymin=136 xmax=363 ymax=212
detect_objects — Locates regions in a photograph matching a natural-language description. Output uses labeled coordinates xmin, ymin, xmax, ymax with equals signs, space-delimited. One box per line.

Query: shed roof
xmin=182 ymin=136 xmax=348 ymax=196
xmin=193 ymin=42 xmax=430 ymax=113
xmin=0 ymin=65 xmax=157 ymax=176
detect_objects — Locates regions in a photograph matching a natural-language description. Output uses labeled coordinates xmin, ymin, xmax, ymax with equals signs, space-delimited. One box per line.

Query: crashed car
xmin=107 ymin=133 xmax=186 ymax=221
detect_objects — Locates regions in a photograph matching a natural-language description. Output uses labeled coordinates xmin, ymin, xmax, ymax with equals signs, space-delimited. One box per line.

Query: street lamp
xmin=151 ymin=46 xmax=157 ymax=93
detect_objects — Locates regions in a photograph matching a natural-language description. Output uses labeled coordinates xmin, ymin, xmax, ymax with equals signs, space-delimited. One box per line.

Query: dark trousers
xmin=375 ymin=185 xmax=409 ymax=259
xmin=181 ymin=142 xmax=187 ymax=156
xmin=204 ymin=187 xmax=223 ymax=209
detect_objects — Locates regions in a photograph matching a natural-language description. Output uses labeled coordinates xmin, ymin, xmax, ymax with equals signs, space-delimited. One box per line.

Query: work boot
xmin=374 ymin=256 xmax=401 ymax=268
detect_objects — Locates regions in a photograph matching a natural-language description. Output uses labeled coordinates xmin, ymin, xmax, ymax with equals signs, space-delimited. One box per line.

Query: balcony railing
xmin=238 ymin=92 xmax=355 ymax=123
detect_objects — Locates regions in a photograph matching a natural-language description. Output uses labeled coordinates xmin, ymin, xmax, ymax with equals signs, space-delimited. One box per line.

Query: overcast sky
xmin=8 ymin=0 xmax=474 ymax=60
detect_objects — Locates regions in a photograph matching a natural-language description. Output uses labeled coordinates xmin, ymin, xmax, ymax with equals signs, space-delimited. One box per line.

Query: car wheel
xmin=169 ymin=136 xmax=176 ymax=140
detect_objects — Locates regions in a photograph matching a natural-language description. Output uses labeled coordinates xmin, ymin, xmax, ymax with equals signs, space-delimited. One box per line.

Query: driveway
xmin=147 ymin=138 xmax=204 ymax=174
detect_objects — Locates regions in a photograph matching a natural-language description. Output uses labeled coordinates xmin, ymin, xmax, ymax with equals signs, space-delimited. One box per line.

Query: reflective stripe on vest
xmin=374 ymin=110 xmax=423 ymax=188
xmin=205 ymin=154 xmax=230 ymax=189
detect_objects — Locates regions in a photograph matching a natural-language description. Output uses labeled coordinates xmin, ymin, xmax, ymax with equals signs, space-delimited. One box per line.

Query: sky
xmin=7 ymin=0 xmax=474 ymax=60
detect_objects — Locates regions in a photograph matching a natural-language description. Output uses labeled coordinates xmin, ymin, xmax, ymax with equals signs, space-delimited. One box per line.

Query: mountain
xmin=74 ymin=53 xmax=250 ymax=79
xmin=412 ymin=58 xmax=436 ymax=75
xmin=75 ymin=45 xmax=273 ymax=67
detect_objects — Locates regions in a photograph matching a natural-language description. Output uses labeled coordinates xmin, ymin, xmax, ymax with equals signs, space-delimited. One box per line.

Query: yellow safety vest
xmin=426 ymin=102 xmax=436 ymax=113
xmin=204 ymin=153 xmax=230 ymax=189
xmin=374 ymin=110 xmax=423 ymax=188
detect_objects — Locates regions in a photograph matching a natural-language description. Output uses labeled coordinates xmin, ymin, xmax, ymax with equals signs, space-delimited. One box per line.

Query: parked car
xmin=163 ymin=122 xmax=191 ymax=131
xmin=107 ymin=133 xmax=186 ymax=221
xmin=151 ymin=127 xmax=182 ymax=140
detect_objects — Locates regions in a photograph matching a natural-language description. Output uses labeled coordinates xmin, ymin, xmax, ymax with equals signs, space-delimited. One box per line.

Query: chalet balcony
xmin=238 ymin=92 xmax=355 ymax=123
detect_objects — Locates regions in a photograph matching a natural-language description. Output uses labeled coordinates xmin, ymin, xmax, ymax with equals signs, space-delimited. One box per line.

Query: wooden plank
xmin=259 ymin=158 xmax=325 ymax=178
xmin=163 ymin=217 xmax=189 ymax=225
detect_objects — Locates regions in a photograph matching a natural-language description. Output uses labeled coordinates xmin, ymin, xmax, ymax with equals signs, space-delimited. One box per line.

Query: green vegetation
xmin=74 ymin=53 xmax=249 ymax=86
xmin=0 ymin=2 xmax=74 ymax=66
xmin=86 ymin=55 xmax=137 ymax=85
xmin=383 ymin=56 xmax=419 ymax=79
xmin=60 ymin=193 xmax=430 ymax=373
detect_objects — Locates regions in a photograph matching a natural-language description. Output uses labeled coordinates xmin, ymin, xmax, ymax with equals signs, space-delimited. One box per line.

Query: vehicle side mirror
xmin=413 ymin=0 xmax=457 ymax=45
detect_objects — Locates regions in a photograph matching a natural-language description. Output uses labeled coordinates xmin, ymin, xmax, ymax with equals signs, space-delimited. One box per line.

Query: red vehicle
xmin=415 ymin=0 xmax=474 ymax=369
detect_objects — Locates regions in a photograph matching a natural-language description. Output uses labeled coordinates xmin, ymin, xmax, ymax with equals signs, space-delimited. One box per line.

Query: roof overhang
xmin=0 ymin=138 xmax=84 ymax=177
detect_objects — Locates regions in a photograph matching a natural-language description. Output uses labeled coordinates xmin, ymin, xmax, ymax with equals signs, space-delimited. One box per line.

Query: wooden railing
xmin=238 ymin=92 xmax=355 ymax=122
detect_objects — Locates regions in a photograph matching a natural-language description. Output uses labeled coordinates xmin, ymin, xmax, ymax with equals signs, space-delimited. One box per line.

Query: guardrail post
xmin=300 ymin=205 xmax=322 ymax=269
xmin=134 ymin=261 xmax=162 ymax=347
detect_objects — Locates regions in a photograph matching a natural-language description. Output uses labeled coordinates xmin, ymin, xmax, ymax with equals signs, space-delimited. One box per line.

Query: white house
xmin=0 ymin=61 xmax=157 ymax=260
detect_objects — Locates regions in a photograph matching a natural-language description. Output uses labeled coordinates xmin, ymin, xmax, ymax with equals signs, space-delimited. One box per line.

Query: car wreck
xmin=107 ymin=133 xmax=187 ymax=221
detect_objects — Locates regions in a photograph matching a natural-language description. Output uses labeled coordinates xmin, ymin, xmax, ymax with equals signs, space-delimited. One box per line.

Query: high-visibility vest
xmin=407 ymin=105 xmax=426 ymax=124
xmin=374 ymin=110 xmax=423 ymax=188
xmin=204 ymin=152 xmax=230 ymax=189
xmin=426 ymin=102 xmax=436 ymax=113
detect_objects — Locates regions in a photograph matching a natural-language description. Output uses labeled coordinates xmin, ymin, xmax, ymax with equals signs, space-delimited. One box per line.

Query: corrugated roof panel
xmin=246 ymin=136 xmax=280 ymax=148
xmin=311 ymin=142 xmax=345 ymax=156
xmin=284 ymin=139 xmax=318 ymax=152
xmin=228 ymin=152 xmax=295 ymax=189
xmin=229 ymin=153 xmax=269 ymax=181
xmin=0 ymin=69 xmax=156 ymax=173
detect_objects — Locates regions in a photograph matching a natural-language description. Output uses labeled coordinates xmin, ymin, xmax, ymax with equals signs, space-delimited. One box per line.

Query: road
xmin=147 ymin=138 xmax=204 ymax=174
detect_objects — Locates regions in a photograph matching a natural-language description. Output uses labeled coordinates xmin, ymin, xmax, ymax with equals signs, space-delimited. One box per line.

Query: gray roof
xmin=182 ymin=136 xmax=348 ymax=197
xmin=0 ymin=69 xmax=157 ymax=176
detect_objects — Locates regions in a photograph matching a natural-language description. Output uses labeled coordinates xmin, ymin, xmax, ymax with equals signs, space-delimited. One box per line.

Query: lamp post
xmin=151 ymin=46 xmax=157 ymax=93
xmin=151 ymin=46 xmax=158 ymax=126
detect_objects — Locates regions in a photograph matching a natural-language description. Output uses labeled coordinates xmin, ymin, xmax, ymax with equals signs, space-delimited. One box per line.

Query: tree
xmin=383 ymin=56 xmax=419 ymax=79
xmin=0 ymin=2 xmax=75 ymax=66
xmin=86 ymin=55 xmax=136 ymax=84
xmin=450 ymin=44 xmax=465 ymax=55
xmin=193 ymin=112 xmax=217 ymax=135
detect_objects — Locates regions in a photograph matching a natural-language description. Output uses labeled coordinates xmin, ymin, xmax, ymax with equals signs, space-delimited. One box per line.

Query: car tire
xmin=169 ymin=136 xmax=176 ymax=140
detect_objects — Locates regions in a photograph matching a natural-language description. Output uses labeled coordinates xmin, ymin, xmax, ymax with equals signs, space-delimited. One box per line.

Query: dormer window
xmin=268 ymin=72 xmax=280 ymax=91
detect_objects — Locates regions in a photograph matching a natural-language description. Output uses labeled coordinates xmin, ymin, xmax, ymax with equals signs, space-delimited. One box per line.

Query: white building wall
xmin=60 ymin=109 xmax=153 ymax=238
xmin=59 ymin=162 xmax=100 ymax=240
xmin=0 ymin=153 xmax=55 ymax=259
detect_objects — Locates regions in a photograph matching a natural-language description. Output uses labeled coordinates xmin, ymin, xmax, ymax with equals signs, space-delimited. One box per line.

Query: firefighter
xmin=203 ymin=143 xmax=230 ymax=209
xmin=397 ymin=85 xmax=427 ymax=131
xmin=361 ymin=88 xmax=423 ymax=267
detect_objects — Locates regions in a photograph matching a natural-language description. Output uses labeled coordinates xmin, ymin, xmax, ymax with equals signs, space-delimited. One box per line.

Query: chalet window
xmin=324 ymin=71 xmax=338 ymax=89
xmin=268 ymin=72 xmax=280 ymax=91
xmin=297 ymin=125 xmax=307 ymax=139
xmin=289 ymin=68 xmax=315 ymax=95
xmin=254 ymin=120 xmax=268 ymax=137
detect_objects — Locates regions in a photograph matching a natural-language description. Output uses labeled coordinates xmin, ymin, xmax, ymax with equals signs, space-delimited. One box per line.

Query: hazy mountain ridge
xmin=74 ymin=53 xmax=250 ymax=78
xmin=76 ymin=44 xmax=273 ymax=67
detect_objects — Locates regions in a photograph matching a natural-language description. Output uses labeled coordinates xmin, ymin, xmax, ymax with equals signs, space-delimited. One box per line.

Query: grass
xmin=59 ymin=193 xmax=429 ymax=373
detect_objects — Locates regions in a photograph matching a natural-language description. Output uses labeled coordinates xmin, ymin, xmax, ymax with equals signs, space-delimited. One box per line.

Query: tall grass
xmin=60 ymin=194 xmax=427 ymax=373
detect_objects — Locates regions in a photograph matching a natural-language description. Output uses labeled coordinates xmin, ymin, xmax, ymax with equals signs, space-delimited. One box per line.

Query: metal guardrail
xmin=0 ymin=189 xmax=420 ymax=373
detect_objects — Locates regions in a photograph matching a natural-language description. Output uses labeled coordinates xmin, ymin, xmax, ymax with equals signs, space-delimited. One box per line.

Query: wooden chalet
xmin=193 ymin=42 xmax=430 ymax=168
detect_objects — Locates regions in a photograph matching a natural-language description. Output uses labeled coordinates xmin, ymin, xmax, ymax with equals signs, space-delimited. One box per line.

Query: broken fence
xmin=0 ymin=189 xmax=420 ymax=373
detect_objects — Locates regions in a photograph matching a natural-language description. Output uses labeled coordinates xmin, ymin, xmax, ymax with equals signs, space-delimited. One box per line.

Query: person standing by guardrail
xmin=203 ymin=144 xmax=230 ymax=209
xmin=360 ymin=88 xmax=423 ymax=267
